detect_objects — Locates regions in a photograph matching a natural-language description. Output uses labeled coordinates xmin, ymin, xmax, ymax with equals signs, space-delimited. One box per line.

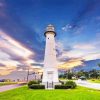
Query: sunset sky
xmin=0 ymin=0 xmax=100 ymax=80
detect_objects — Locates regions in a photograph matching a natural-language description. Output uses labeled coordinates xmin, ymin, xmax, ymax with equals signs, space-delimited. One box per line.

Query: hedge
xmin=55 ymin=81 xmax=77 ymax=89
xmin=28 ymin=80 xmax=40 ymax=87
xmin=29 ymin=84 xmax=45 ymax=89
xmin=55 ymin=85 xmax=71 ymax=89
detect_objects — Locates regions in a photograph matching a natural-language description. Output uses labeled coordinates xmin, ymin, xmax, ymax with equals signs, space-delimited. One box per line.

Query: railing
xmin=47 ymin=81 xmax=54 ymax=89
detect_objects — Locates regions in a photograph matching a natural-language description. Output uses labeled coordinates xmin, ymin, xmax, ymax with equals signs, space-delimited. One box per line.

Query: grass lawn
xmin=0 ymin=82 xmax=17 ymax=86
xmin=88 ymin=79 xmax=100 ymax=83
xmin=0 ymin=86 xmax=100 ymax=100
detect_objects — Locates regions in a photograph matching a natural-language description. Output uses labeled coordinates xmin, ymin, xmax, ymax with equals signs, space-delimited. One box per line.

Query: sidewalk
xmin=0 ymin=83 xmax=25 ymax=92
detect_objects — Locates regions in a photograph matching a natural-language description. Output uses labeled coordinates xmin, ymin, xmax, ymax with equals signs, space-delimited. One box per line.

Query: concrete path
xmin=75 ymin=80 xmax=100 ymax=90
xmin=0 ymin=83 xmax=26 ymax=92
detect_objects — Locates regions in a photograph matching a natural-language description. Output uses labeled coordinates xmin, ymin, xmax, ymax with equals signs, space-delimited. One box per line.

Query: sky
xmin=0 ymin=0 xmax=100 ymax=80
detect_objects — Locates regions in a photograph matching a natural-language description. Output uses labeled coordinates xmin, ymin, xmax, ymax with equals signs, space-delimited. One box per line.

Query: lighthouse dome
xmin=44 ymin=24 xmax=56 ymax=37
xmin=46 ymin=24 xmax=55 ymax=31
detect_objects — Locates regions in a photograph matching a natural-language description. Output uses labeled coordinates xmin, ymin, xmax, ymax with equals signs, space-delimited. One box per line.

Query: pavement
xmin=0 ymin=83 xmax=26 ymax=92
xmin=75 ymin=80 xmax=100 ymax=90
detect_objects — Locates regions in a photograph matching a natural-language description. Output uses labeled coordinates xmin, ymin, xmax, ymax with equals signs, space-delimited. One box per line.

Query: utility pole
xmin=27 ymin=66 xmax=29 ymax=83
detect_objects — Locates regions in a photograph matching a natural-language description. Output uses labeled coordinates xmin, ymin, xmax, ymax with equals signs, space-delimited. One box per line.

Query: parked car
xmin=79 ymin=76 xmax=86 ymax=80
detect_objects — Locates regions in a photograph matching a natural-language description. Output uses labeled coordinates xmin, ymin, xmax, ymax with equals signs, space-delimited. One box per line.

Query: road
xmin=0 ymin=83 xmax=26 ymax=92
xmin=75 ymin=80 xmax=100 ymax=90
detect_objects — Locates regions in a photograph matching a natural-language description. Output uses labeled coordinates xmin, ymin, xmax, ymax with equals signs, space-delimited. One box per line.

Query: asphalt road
xmin=75 ymin=80 xmax=100 ymax=90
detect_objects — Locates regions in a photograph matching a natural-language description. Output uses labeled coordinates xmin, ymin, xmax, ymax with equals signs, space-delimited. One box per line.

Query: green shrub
xmin=28 ymin=80 xmax=39 ymax=87
xmin=55 ymin=81 xmax=77 ymax=89
xmin=65 ymin=81 xmax=77 ymax=89
xmin=29 ymin=84 xmax=45 ymax=89
xmin=59 ymin=80 xmax=64 ymax=85
xmin=55 ymin=85 xmax=71 ymax=89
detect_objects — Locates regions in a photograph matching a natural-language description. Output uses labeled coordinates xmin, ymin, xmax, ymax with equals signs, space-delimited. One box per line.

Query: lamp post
xmin=27 ymin=65 xmax=43 ymax=82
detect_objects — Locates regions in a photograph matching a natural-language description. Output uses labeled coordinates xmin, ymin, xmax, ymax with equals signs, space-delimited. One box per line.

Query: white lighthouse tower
xmin=42 ymin=24 xmax=59 ymax=88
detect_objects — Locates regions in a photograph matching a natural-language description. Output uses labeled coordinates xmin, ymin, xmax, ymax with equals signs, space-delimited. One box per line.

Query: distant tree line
xmin=59 ymin=69 xmax=100 ymax=79
xmin=59 ymin=63 xmax=100 ymax=80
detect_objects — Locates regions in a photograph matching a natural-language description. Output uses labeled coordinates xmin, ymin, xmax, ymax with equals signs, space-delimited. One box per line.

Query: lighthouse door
xmin=47 ymin=71 xmax=53 ymax=82
xmin=47 ymin=71 xmax=53 ymax=88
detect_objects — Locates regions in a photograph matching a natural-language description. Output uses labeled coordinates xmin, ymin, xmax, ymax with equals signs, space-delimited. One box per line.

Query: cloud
xmin=73 ymin=44 xmax=96 ymax=50
xmin=0 ymin=0 xmax=45 ymax=63
xmin=62 ymin=24 xmax=72 ymax=32
xmin=0 ymin=0 xmax=7 ymax=18
xmin=71 ymin=0 xmax=99 ymax=26
xmin=62 ymin=1 xmax=100 ymax=33
xmin=56 ymin=41 xmax=72 ymax=57
xmin=74 ymin=26 xmax=84 ymax=34
xmin=58 ymin=58 xmax=84 ymax=69
xmin=0 ymin=63 xmax=5 ymax=67
xmin=0 ymin=66 xmax=17 ymax=75
xmin=56 ymin=41 xmax=64 ymax=56
xmin=0 ymin=30 xmax=35 ymax=75
xmin=57 ymin=51 xmax=100 ymax=70
xmin=62 ymin=24 xmax=84 ymax=35
xmin=58 ymin=49 xmax=85 ymax=60
xmin=0 ymin=30 xmax=33 ymax=58
xmin=31 ymin=63 xmax=43 ymax=67
xmin=83 ymin=52 xmax=100 ymax=61
xmin=96 ymin=16 xmax=100 ymax=20
xmin=57 ymin=41 xmax=100 ymax=69
xmin=96 ymin=32 xmax=100 ymax=40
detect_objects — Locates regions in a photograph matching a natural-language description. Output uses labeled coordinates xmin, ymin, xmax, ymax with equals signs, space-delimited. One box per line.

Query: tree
xmin=76 ymin=70 xmax=85 ymax=78
xmin=67 ymin=72 xmax=73 ymax=79
xmin=89 ymin=69 xmax=99 ymax=79
xmin=98 ymin=63 xmax=100 ymax=67
xmin=98 ymin=63 xmax=100 ymax=79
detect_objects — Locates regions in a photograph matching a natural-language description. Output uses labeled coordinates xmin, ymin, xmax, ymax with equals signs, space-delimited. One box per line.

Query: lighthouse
xmin=42 ymin=24 xmax=59 ymax=88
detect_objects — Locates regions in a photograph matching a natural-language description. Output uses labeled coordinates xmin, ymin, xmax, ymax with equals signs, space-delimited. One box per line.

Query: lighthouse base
xmin=42 ymin=82 xmax=61 ymax=89
xmin=42 ymin=68 xmax=60 ymax=89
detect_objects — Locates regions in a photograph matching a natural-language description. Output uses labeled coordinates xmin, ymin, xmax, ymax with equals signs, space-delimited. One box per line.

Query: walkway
xmin=75 ymin=80 xmax=100 ymax=90
xmin=0 ymin=83 xmax=26 ymax=92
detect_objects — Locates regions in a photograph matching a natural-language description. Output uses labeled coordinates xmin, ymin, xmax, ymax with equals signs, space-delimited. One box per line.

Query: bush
xmin=59 ymin=80 xmax=64 ymax=85
xmin=65 ymin=81 xmax=77 ymax=89
xmin=28 ymin=80 xmax=39 ymax=87
xmin=29 ymin=84 xmax=45 ymax=89
xmin=55 ymin=85 xmax=71 ymax=89
xmin=55 ymin=81 xmax=77 ymax=89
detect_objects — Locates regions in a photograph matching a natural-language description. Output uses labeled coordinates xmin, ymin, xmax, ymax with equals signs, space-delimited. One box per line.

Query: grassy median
xmin=0 ymin=86 xmax=100 ymax=100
